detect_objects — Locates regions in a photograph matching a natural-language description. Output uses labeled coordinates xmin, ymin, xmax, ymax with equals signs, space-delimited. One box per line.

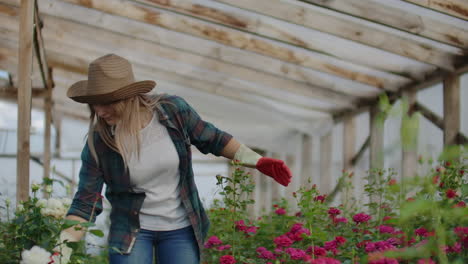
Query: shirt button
xmin=133 ymin=211 xmax=138 ymax=215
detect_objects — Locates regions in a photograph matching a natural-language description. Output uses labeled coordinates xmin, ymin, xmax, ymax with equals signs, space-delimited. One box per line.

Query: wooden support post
xmin=401 ymin=91 xmax=418 ymax=179
xmin=33 ymin=0 xmax=54 ymax=183
xmin=16 ymin=0 xmax=35 ymax=204
xmin=369 ymin=104 xmax=384 ymax=203
xmin=320 ymin=132 xmax=333 ymax=195
xmin=299 ymin=134 xmax=312 ymax=188
xmin=443 ymin=74 xmax=460 ymax=146
xmin=53 ymin=114 xmax=62 ymax=158
xmin=370 ymin=105 xmax=384 ymax=169
xmin=342 ymin=115 xmax=356 ymax=206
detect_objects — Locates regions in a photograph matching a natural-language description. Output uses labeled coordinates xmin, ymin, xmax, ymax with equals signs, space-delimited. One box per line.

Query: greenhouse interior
xmin=0 ymin=0 xmax=467 ymax=263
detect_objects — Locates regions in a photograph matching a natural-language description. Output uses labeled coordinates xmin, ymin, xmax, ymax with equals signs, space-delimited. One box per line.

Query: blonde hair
xmin=87 ymin=94 xmax=164 ymax=168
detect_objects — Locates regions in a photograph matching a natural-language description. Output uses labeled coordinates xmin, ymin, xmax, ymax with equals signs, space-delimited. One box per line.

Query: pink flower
xmin=335 ymin=236 xmax=346 ymax=246
xmin=204 ymin=236 xmax=223 ymax=248
xmin=378 ymin=225 xmax=395 ymax=234
xmin=256 ymin=247 xmax=276 ymax=260
xmin=245 ymin=226 xmax=258 ymax=234
xmin=353 ymin=213 xmax=372 ymax=224
xmin=217 ymin=245 xmax=232 ymax=251
xmin=445 ymin=242 xmax=462 ymax=253
xmin=415 ymin=227 xmax=428 ymax=237
xmin=286 ymin=223 xmax=311 ymax=241
xmin=306 ymin=246 xmax=326 ymax=257
xmin=454 ymin=201 xmax=466 ymax=208
xmin=324 ymin=240 xmax=337 ymax=251
xmin=285 ymin=247 xmax=306 ymax=260
xmin=388 ymin=179 xmax=397 ymax=185
xmin=446 ymin=189 xmax=457 ymax=199
xmin=309 ymin=257 xmax=341 ymax=264
xmin=386 ymin=237 xmax=401 ymax=246
xmin=365 ymin=241 xmax=395 ymax=253
xmin=454 ymin=226 xmax=468 ymax=236
xmin=367 ymin=252 xmax=399 ymax=264
xmin=417 ymin=259 xmax=435 ymax=264
xmin=328 ymin=207 xmax=341 ymax=216
xmin=219 ymin=255 xmax=236 ymax=264
xmin=275 ymin=208 xmax=287 ymax=215
xmin=314 ymin=195 xmax=326 ymax=203
xmin=273 ymin=235 xmax=293 ymax=248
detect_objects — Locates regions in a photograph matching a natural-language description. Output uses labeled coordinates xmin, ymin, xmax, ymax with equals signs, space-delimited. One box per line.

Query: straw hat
xmin=67 ymin=54 xmax=156 ymax=104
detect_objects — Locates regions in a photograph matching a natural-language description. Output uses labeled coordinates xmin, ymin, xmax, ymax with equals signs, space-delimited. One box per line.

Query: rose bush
xmin=0 ymin=179 xmax=107 ymax=264
xmin=204 ymin=151 xmax=467 ymax=263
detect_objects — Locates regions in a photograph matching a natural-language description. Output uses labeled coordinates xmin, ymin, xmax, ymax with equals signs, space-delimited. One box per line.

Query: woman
xmin=57 ymin=54 xmax=292 ymax=264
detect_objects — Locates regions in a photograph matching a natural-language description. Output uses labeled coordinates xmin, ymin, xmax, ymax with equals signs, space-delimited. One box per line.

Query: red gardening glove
xmin=256 ymin=157 xmax=292 ymax=187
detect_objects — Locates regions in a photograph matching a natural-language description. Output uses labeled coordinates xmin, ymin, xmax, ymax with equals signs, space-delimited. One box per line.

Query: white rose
xmin=17 ymin=204 xmax=24 ymax=212
xmin=20 ymin=246 xmax=51 ymax=264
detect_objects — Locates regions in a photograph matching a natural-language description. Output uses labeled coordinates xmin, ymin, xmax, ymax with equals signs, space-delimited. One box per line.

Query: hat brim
xmin=67 ymin=80 xmax=156 ymax=104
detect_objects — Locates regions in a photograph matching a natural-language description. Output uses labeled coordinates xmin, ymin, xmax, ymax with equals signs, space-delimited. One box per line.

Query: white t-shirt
xmin=127 ymin=114 xmax=190 ymax=231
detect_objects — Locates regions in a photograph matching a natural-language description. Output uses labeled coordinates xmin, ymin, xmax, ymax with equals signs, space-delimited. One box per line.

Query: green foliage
xmin=204 ymin=150 xmax=468 ymax=264
xmin=0 ymin=181 xmax=107 ymax=264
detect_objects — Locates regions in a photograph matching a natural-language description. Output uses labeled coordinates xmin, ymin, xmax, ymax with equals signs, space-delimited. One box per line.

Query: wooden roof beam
xmin=299 ymin=0 xmax=468 ymax=50
xmin=42 ymin=0 xmax=408 ymax=90
xmin=0 ymin=10 xmax=359 ymax=111
xmin=141 ymin=0 xmax=462 ymax=70
xmin=333 ymin=63 xmax=468 ymax=122
xmin=0 ymin=85 xmax=48 ymax=98
xmin=403 ymin=0 xmax=468 ymax=21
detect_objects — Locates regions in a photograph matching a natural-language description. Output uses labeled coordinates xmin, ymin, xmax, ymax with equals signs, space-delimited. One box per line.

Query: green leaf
xmin=89 ymin=229 xmax=104 ymax=237
xmin=62 ymin=220 xmax=81 ymax=229
xmin=78 ymin=222 xmax=95 ymax=228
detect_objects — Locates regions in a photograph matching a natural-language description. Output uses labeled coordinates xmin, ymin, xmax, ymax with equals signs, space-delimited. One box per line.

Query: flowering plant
xmin=204 ymin=150 xmax=467 ymax=264
xmin=0 ymin=179 xmax=107 ymax=264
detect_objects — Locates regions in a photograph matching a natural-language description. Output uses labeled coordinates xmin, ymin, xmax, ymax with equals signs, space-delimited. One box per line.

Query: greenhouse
xmin=0 ymin=0 xmax=467 ymax=263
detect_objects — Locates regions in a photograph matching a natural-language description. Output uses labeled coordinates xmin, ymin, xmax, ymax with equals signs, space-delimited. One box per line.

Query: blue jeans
xmin=109 ymin=225 xmax=199 ymax=264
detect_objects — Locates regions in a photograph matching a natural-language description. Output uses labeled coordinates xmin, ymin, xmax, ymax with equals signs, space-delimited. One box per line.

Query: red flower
xmin=306 ymin=246 xmax=327 ymax=257
xmin=335 ymin=236 xmax=346 ymax=246
xmin=388 ymin=179 xmax=397 ymax=185
xmin=353 ymin=213 xmax=372 ymax=224
xmin=415 ymin=227 xmax=428 ymax=237
xmin=219 ymin=255 xmax=236 ymax=264
xmin=454 ymin=201 xmax=466 ymax=208
xmin=309 ymin=257 xmax=341 ymax=264
xmin=204 ymin=236 xmax=223 ymax=248
xmin=275 ymin=208 xmax=287 ymax=215
xmin=445 ymin=189 xmax=457 ymax=199
xmin=256 ymin=247 xmax=276 ymax=260
xmin=328 ymin=207 xmax=341 ymax=216
xmin=378 ymin=225 xmax=395 ymax=234
xmin=285 ymin=247 xmax=306 ymax=260
xmin=217 ymin=244 xmax=232 ymax=251
xmin=314 ymin=195 xmax=326 ymax=203
xmin=273 ymin=235 xmax=293 ymax=248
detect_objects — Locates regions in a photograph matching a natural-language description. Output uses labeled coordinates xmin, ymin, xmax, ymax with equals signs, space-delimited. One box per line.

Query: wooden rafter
xmin=403 ymin=0 xmax=468 ymax=21
xmin=300 ymin=0 xmax=468 ymax=48
xmin=42 ymin=0 xmax=410 ymax=89
xmin=211 ymin=0 xmax=462 ymax=70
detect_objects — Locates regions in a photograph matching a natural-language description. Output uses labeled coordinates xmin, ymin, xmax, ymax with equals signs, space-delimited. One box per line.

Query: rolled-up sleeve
xmin=176 ymin=96 xmax=233 ymax=156
xmin=67 ymin=142 xmax=104 ymax=222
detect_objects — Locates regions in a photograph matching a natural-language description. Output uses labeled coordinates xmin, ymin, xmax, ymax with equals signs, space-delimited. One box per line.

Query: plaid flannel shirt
xmin=67 ymin=94 xmax=233 ymax=254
